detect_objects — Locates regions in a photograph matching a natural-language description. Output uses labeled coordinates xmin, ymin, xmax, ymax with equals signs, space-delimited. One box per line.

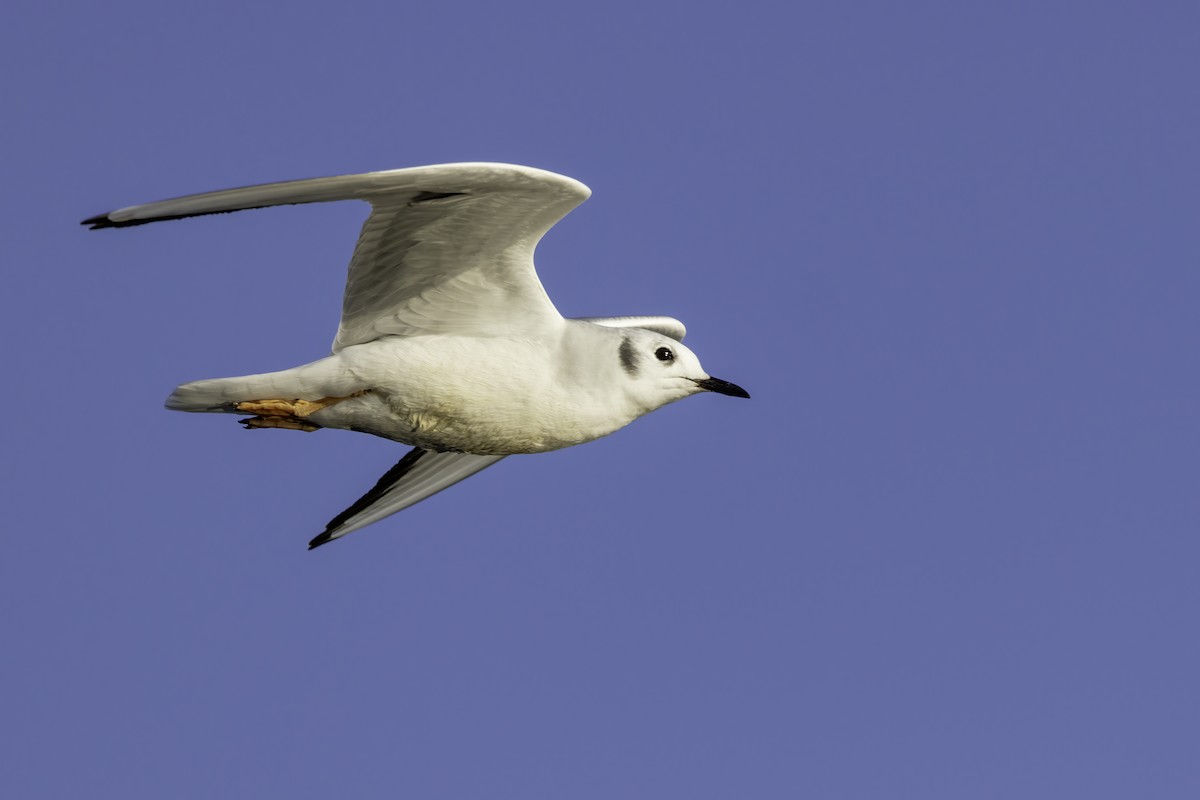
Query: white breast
xmin=312 ymin=332 xmax=641 ymax=455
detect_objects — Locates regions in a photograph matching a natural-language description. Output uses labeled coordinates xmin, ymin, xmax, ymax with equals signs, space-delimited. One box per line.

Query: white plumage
xmin=85 ymin=163 xmax=748 ymax=548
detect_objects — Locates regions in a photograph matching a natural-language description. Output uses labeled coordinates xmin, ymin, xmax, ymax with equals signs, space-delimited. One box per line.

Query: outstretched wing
xmin=309 ymin=448 xmax=506 ymax=549
xmin=83 ymin=163 xmax=592 ymax=348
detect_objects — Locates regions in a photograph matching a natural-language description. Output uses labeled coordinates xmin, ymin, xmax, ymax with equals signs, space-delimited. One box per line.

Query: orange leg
xmin=235 ymin=391 xmax=368 ymax=432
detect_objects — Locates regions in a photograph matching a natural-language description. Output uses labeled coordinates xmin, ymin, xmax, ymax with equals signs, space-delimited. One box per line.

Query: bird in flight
xmin=84 ymin=163 xmax=749 ymax=548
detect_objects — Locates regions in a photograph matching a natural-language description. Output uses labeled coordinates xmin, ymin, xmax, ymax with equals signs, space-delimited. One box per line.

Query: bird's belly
xmin=307 ymin=336 xmax=638 ymax=454
xmin=308 ymin=381 xmax=623 ymax=455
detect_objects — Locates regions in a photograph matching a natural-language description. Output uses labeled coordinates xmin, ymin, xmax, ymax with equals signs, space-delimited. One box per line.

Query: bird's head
xmin=615 ymin=328 xmax=750 ymax=413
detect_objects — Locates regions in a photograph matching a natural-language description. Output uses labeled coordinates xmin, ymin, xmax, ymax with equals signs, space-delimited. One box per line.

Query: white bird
xmin=84 ymin=163 xmax=749 ymax=548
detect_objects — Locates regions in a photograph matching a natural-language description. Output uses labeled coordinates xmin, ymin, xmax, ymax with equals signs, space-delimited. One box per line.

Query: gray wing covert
xmin=334 ymin=164 xmax=591 ymax=349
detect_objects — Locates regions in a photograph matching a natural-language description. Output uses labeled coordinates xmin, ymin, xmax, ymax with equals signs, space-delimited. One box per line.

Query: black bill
xmin=693 ymin=376 xmax=751 ymax=398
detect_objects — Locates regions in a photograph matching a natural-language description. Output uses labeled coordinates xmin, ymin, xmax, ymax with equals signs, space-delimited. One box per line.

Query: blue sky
xmin=3 ymin=2 xmax=1198 ymax=797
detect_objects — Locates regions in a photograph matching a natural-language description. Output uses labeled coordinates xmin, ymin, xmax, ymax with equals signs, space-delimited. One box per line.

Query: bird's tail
xmin=165 ymin=355 xmax=362 ymax=413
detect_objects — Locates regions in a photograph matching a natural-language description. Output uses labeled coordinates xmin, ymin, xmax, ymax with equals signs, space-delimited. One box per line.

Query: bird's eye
xmin=655 ymin=347 xmax=675 ymax=362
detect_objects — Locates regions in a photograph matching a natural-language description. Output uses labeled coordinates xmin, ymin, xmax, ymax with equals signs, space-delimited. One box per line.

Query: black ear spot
xmin=619 ymin=336 xmax=639 ymax=376
xmin=655 ymin=347 xmax=675 ymax=362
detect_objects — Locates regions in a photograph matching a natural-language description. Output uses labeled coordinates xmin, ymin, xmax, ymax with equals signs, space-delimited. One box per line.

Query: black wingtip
xmin=307 ymin=447 xmax=429 ymax=549
xmin=308 ymin=530 xmax=335 ymax=550
xmin=82 ymin=204 xmax=277 ymax=230
xmin=81 ymin=212 xmax=191 ymax=229
xmin=81 ymin=214 xmax=114 ymax=229
xmin=81 ymin=213 xmax=155 ymax=230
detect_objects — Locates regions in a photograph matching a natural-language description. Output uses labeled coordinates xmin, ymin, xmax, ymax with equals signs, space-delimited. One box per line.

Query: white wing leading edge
xmin=308 ymin=449 xmax=507 ymax=549
xmin=83 ymin=163 xmax=592 ymax=348
xmin=574 ymin=315 xmax=687 ymax=341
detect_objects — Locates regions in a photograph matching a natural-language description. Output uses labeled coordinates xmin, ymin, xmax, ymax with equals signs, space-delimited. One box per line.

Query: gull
xmin=83 ymin=163 xmax=749 ymax=548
